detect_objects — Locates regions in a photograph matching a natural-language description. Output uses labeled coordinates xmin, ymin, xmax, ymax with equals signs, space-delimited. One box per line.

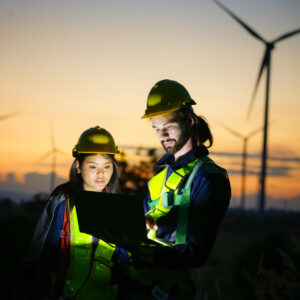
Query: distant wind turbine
xmin=34 ymin=124 xmax=69 ymax=192
xmin=0 ymin=111 xmax=21 ymax=121
xmin=213 ymin=0 xmax=300 ymax=218
xmin=216 ymin=122 xmax=263 ymax=209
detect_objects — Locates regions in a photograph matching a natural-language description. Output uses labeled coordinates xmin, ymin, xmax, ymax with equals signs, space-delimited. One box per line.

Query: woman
xmin=27 ymin=126 xmax=128 ymax=300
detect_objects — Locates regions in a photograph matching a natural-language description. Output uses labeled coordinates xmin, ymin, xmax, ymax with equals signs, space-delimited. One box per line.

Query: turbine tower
xmin=213 ymin=0 xmax=300 ymax=218
xmin=34 ymin=124 xmax=69 ymax=192
xmin=216 ymin=122 xmax=263 ymax=209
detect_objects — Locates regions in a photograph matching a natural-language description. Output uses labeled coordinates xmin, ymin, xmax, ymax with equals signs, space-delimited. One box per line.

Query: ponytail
xmin=174 ymin=107 xmax=213 ymax=148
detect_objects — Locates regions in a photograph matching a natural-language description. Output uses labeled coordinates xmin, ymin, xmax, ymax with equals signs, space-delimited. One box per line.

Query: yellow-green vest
xmin=124 ymin=158 xmax=212 ymax=299
xmin=64 ymin=198 xmax=117 ymax=300
xmin=146 ymin=157 xmax=213 ymax=245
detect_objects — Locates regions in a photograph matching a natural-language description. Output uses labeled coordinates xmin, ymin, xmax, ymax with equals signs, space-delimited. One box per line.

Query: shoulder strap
xmin=53 ymin=199 xmax=70 ymax=299
xmin=175 ymin=157 xmax=212 ymax=244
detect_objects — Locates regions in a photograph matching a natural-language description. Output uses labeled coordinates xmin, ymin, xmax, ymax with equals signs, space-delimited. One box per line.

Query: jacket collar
xmin=156 ymin=145 xmax=209 ymax=170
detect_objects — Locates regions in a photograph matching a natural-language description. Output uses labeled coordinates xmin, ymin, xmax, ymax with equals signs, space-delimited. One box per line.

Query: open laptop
xmin=73 ymin=190 xmax=148 ymax=243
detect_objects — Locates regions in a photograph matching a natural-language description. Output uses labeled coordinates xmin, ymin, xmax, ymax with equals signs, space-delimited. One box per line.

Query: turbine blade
xmin=246 ymin=49 xmax=269 ymax=120
xmin=52 ymin=151 xmax=56 ymax=174
xmin=215 ymin=121 xmax=244 ymax=139
xmin=272 ymin=28 xmax=300 ymax=43
xmin=55 ymin=148 xmax=70 ymax=158
xmin=247 ymin=120 xmax=276 ymax=138
xmin=33 ymin=150 xmax=52 ymax=165
xmin=213 ymin=0 xmax=266 ymax=43
xmin=247 ymin=126 xmax=264 ymax=139
xmin=0 ymin=111 xmax=22 ymax=121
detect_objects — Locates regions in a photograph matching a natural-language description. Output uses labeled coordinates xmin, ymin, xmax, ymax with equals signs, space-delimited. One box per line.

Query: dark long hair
xmin=173 ymin=107 xmax=213 ymax=148
xmin=69 ymin=153 xmax=119 ymax=193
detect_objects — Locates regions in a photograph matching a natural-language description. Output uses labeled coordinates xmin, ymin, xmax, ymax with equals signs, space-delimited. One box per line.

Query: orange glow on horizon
xmin=0 ymin=0 xmax=299 ymax=202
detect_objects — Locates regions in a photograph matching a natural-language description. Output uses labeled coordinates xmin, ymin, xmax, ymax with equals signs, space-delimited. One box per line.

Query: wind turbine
xmin=34 ymin=124 xmax=69 ymax=192
xmin=216 ymin=122 xmax=263 ymax=209
xmin=213 ymin=0 xmax=300 ymax=218
xmin=0 ymin=111 xmax=21 ymax=121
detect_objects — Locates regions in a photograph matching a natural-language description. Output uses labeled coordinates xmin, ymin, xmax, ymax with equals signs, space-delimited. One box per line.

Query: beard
xmin=161 ymin=129 xmax=190 ymax=155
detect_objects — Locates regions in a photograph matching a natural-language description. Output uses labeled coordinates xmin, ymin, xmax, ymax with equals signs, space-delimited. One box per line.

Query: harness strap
xmin=53 ymin=200 xmax=70 ymax=299
xmin=175 ymin=158 xmax=210 ymax=244
xmin=147 ymin=157 xmax=213 ymax=245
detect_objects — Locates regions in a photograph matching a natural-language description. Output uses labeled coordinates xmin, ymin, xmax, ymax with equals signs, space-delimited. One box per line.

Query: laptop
xmin=73 ymin=190 xmax=148 ymax=243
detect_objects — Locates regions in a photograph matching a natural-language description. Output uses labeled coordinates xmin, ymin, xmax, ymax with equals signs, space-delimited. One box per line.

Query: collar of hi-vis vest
xmin=155 ymin=145 xmax=209 ymax=169
xmin=66 ymin=197 xmax=116 ymax=295
xmin=147 ymin=156 xmax=213 ymax=222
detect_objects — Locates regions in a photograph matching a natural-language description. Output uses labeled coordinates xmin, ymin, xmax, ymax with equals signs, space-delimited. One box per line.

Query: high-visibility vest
xmin=63 ymin=198 xmax=118 ymax=300
xmin=122 ymin=158 xmax=216 ymax=299
xmin=146 ymin=157 xmax=213 ymax=245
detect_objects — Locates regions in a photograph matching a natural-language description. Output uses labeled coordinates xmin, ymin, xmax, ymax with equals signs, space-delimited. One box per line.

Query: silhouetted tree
xmin=117 ymin=154 xmax=156 ymax=198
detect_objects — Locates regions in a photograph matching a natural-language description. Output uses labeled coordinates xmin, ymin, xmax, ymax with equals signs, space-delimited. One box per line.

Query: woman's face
xmin=76 ymin=154 xmax=114 ymax=192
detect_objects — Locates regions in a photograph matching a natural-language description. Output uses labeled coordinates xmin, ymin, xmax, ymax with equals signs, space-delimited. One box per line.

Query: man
xmin=118 ymin=79 xmax=231 ymax=299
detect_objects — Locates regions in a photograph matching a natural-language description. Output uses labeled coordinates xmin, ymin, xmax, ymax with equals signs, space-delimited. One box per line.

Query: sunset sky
xmin=1 ymin=0 xmax=300 ymax=206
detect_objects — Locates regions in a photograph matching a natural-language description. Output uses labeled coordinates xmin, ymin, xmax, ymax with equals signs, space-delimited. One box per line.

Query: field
xmin=0 ymin=197 xmax=299 ymax=299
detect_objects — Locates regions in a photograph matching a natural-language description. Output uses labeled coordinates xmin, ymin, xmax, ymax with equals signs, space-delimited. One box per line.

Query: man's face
xmin=151 ymin=113 xmax=189 ymax=155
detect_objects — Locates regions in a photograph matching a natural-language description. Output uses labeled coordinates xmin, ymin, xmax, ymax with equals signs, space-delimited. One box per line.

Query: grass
xmin=0 ymin=198 xmax=300 ymax=299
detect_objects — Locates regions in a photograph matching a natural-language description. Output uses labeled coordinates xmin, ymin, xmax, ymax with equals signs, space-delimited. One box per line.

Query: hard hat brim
xmin=141 ymin=99 xmax=196 ymax=120
xmin=141 ymin=107 xmax=180 ymax=120
xmin=72 ymin=149 xmax=119 ymax=157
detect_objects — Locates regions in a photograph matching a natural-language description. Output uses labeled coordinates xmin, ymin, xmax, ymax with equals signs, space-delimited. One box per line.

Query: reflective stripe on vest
xmin=147 ymin=157 xmax=214 ymax=245
xmin=65 ymin=198 xmax=117 ymax=299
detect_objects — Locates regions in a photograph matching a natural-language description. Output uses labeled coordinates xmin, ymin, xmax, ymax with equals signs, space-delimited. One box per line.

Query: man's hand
xmin=145 ymin=215 xmax=158 ymax=231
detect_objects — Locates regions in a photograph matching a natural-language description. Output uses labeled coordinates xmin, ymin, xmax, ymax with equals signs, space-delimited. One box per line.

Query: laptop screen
xmin=73 ymin=190 xmax=148 ymax=243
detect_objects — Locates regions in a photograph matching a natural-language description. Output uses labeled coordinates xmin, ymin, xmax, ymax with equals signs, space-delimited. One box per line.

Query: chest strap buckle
xmin=60 ymin=229 xmax=70 ymax=239
xmin=162 ymin=192 xmax=174 ymax=209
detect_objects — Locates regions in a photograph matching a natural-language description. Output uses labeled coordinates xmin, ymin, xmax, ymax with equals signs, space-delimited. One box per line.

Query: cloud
xmin=227 ymin=166 xmax=293 ymax=177
xmin=211 ymin=151 xmax=300 ymax=163
xmin=267 ymin=166 xmax=292 ymax=177
xmin=0 ymin=172 xmax=66 ymax=197
xmin=121 ymin=147 xmax=300 ymax=164
xmin=230 ymin=193 xmax=300 ymax=211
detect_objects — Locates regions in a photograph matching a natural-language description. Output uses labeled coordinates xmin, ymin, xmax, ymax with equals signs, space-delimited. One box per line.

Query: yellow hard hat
xmin=72 ymin=126 xmax=119 ymax=157
xmin=141 ymin=79 xmax=196 ymax=119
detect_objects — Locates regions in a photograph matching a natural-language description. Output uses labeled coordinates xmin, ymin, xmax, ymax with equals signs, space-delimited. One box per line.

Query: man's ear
xmin=75 ymin=160 xmax=81 ymax=174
